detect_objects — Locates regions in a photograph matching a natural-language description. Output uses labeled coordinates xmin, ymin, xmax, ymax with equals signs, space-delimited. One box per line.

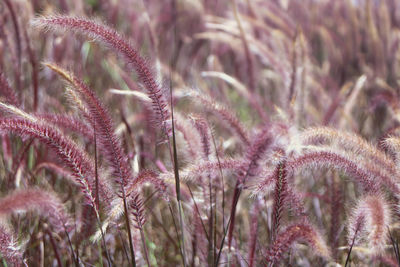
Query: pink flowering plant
xmin=0 ymin=0 xmax=399 ymax=266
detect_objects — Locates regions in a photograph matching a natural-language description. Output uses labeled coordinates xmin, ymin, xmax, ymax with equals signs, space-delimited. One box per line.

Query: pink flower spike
xmin=347 ymin=194 xmax=391 ymax=255
xmin=32 ymin=16 xmax=170 ymax=136
xmin=265 ymin=220 xmax=331 ymax=265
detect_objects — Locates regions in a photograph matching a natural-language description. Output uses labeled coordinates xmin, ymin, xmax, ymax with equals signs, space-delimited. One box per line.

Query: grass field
xmin=0 ymin=0 xmax=400 ymax=266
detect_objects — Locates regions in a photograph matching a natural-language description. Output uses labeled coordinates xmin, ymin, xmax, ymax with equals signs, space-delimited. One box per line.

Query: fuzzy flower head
xmin=347 ymin=194 xmax=391 ymax=255
xmin=266 ymin=220 xmax=331 ymax=265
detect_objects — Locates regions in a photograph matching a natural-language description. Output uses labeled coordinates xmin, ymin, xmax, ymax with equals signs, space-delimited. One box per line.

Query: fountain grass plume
xmin=32 ymin=16 xmax=171 ymax=137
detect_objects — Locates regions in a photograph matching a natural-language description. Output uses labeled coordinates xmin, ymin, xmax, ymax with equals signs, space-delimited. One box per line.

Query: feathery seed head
xmin=347 ymin=194 xmax=391 ymax=254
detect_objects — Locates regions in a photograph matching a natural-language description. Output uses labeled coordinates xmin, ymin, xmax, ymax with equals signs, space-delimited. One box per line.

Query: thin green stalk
xmin=169 ymin=1 xmax=187 ymax=265
xmin=94 ymin=119 xmax=100 ymax=214
xmin=45 ymin=229 xmax=62 ymax=267
xmin=211 ymin=127 xmax=231 ymax=267
xmin=93 ymin=120 xmax=113 ymax=267
xmin=64 ymin=228 xmax=79 ymax=266
xmin=187 ymin=185 xmax=210 ymax=241
xmin=149 ymin=205 xmax=179 ymax=251
xmin=208 ymin=174 xmax=214 ymax=266
xmin=123 ymin=194 xmax=136 ymax=267
xmin=215 ymin=214 xmax=233 ymax=266
xmin=168 ymin=202 xmax=186 ymax=266
xmin=213 ymin=190 xmax=217 ymax=266
xmin=96 ymin=216 xmax=112 ymax=267
xmin=117 ymin=226 xmax=130 ymax=263
xmin=345 ymin=224 xmax=359 ymax=267
xmin=139 ymin=226 xmax=151 ymax=267
xmin=164 ymin=117 xmax=187 ymax=266
xmin=210 ymin=129 xmax=222 ymax=267
xmin=97 ymin=240 xmax=104 ymax=267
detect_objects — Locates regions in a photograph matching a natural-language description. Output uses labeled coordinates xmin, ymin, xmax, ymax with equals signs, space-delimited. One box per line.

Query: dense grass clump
xmin=1 ymin=0 xmax=400 ymax=266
